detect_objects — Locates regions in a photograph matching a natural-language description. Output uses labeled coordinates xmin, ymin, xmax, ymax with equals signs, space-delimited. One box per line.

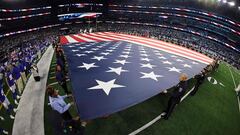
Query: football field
xmin=44 ymin=52 xmax=240 ymax=135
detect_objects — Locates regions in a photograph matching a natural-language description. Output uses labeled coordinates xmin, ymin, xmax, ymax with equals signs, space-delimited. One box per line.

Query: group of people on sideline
xmin=47 ymin=44 xmax=86 ymax=134
xmin=0 ymin=36 xmax=55 ymax=135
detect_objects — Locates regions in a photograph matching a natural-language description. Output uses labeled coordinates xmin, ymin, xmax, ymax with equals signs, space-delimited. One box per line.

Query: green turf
xmin=44 ymin=54 xmax=240 ymax=135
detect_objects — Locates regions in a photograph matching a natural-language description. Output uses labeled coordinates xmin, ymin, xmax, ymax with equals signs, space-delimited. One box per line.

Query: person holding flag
xmin=161 ymin=73 xmax=188 ymax=120
xmin=55 ymin=65 xmax=70 ymax=94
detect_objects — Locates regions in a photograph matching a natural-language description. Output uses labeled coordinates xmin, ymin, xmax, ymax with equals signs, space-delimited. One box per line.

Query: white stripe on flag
xmin=73 ymin=34 xmax=96 ymax=42
xmin=65 ymin=35 xmax=78 ymax=43
xmin=87 ymin=33 xmax=112 ymax=41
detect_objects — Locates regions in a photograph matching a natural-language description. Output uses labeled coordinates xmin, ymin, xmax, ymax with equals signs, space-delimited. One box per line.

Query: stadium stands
xmin=0 ymin=0 xmax=239 ymax=134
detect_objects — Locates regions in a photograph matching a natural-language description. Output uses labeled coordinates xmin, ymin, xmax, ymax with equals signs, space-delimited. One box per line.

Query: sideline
xmin=12 ymin=46 xmax=54 ymax=135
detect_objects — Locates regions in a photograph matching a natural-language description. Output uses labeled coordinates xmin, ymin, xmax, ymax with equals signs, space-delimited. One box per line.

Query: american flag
xmin=61 ymin=32 xmax=213 ymax=120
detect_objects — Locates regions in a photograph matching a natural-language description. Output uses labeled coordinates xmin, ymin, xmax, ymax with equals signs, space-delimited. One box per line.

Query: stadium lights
xmin=228 ymin=1 xmax=235 ymax=6
xmin=238 ymin=6 xmax=240 ymax=10
xmin=222 ymin=0 xmax=227 ymax=3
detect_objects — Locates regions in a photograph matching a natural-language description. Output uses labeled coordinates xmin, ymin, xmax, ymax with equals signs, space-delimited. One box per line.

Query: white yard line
xmin=128 ymin=115 xmax=162 ymax=135
xmin=128 ymin=87 xmax=195 ymax=135
xmin=237 ymin=96 xmax=240 ymax=113
xmin=180 ymin=87 xmax=195 ymax=102
xmin=49 ymin=79 xmax=70 ymax=86
xmin=49 ymin=76 xmax=55 ymax=79
xmin=228 ymin=66 xmax=237 ymax=88
xmin=49 ymin=82 xmax=58 ymax=86
xmin=228 ymin=66 xmax=240 ymax=113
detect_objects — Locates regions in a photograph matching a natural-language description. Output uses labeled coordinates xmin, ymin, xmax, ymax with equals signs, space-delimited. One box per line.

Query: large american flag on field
xmin=60 ymin=32 xmax=213 ymax=120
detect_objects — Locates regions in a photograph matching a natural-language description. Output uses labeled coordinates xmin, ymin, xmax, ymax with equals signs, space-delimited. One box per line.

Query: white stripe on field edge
xmin=228 ymin=65 xmax=240 ymax=113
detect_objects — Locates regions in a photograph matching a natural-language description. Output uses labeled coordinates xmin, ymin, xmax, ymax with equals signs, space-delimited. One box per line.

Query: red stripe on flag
xmin=60 ymin=36 xmax=69 ymax=45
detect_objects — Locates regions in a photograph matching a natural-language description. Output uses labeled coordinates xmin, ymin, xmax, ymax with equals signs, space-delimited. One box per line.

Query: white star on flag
xmin=141 ymin=58 xmax=152 ymax=62
xmin=68 ymin=46 xmax=74 ymax=48
xmin=140 ymin=54 xmax=149 ymax=57
xmin=162 ymin=61 xmax=172 ymax=65
xmin=140 ymin=51 xmax=147 ymax=54
xmin=113 ymin=59 xmax=131 ymax=65
xmin=91 ymin=48 xmax=99 ymax=51
xmin=91 ymin=56 xmax=107 ymax=61
xmin=122 ymin=51 xmax=131 ymax=54
xmin=176 ymin=59 xmax=184 ymax=62
xmin=85 ymin=51 xmax=94 ymax=54
xmin=76 ymin=54 xmax=87 ymax=57
xmin=78 ymin=62 xmax=99 ymax=70
xmin=140 ymin=71 xmax=163 ymax=81
xmin=192 ymin=61 xmax=199 ymax=64
xmin=106 ymin=49 xmax=114 ymax=52
xmin=88 ymin=79 xmax=125 ymax=95
xmin=119 ymin=55 xmax=131 ymax=58
xmin=79 ymin=47 xmax=86 ymax=49
xmin=166 ymin=67 xmax=182 ymax=73
xmin=106 ymin=67 xmax=129 ymax=75
xmin=140 ymin=63 xmax=156 ymax=69
xmin=183 ymin=64 xmax=192 ymax=68
xmin=171 ymin=55 xmax=178 ymax=58
xmin=158 ymin=56 xmax=167 ymax=59
xmin=72 ymin=49 xmax=79 ymax=52
xmin=101 ymin=52 xmax=110 ymax=56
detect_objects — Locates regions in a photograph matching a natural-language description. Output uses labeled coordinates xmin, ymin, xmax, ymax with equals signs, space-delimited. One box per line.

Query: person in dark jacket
xmin=161 ymin=73 xmax=188 ymax=120
xmin=56 ymin=46 xmax=66 ymax=74
xmin=55 ymin=65 xmax=70 ymax=94
xmin=190 ymin=70 xmax=206 ymax=96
